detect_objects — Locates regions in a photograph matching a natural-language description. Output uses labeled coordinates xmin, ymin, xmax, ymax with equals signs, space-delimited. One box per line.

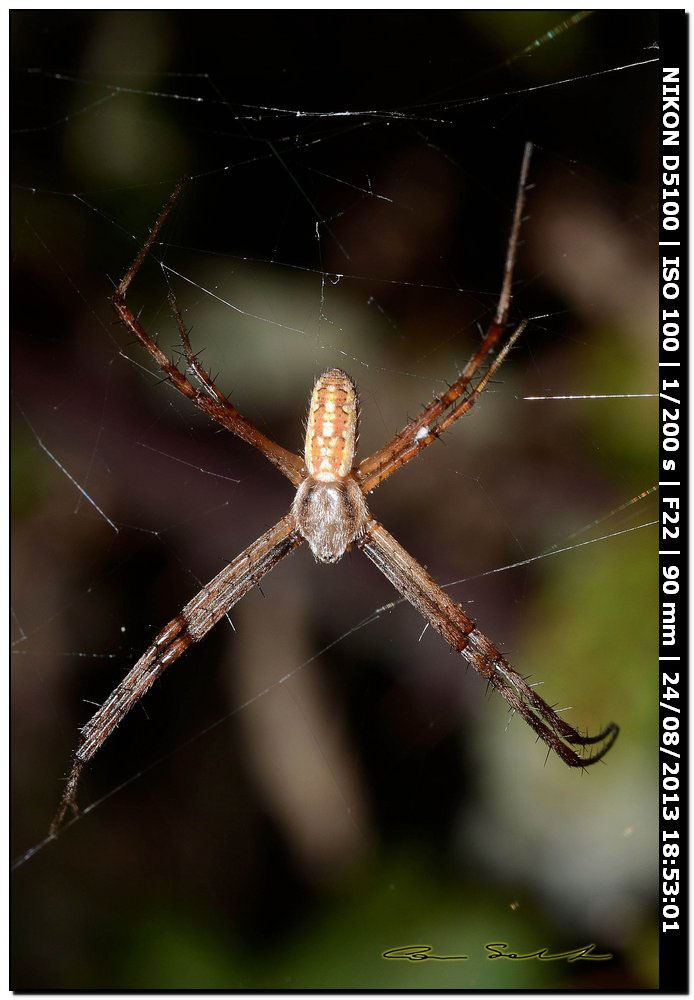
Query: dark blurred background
xmin=12 ymin=11 xmax=658 ymax=989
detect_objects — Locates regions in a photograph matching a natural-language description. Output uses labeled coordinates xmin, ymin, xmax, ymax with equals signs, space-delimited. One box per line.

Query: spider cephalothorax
xmin=51 ymin=144 xmax=618 ymax=835
xmin=292 ymin=368 xmax=369 ymax=563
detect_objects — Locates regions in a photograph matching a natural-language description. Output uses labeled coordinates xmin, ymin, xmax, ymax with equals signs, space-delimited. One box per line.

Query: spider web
xmin=11 ymin=10 xmax=660 ymax=990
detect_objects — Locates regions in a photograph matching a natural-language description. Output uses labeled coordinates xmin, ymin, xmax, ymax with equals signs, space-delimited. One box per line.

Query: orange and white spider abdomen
xmin=304 ymin=369 xmax=358 ymax=481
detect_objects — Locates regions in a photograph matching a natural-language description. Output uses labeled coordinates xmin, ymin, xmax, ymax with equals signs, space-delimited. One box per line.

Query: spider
xmin=51 ymin=143 xmax=618 ymax=834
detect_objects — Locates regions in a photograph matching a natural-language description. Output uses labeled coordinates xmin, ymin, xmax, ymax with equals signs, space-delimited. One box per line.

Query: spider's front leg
xmin=358 ymin=520 xmax=618 ymax=767
xmin=112 ymin=179 xmax=305 ymax=486
xmin=357 ymin=142 xmax=533 ymax=495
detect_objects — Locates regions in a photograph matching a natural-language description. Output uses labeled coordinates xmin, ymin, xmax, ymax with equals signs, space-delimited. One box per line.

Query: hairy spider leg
xmin=112 ymin=179 xmax=305 ymax=485
xmin=359 ymin=520 xmax=618 ymax=767
xmin=51 ymin=515 xmax=303 ymax=834
xmin=357 ymin=141 xmax=533 ymax=494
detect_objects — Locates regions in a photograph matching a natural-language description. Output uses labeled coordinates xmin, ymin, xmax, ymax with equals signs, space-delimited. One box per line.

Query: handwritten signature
xmin=382 ymin=942 xmax=612 ymax=963
xmin=383 ymin=946 xmax=468 ymax=962
xmin=485 ymin=942 xmax=613 ymax=963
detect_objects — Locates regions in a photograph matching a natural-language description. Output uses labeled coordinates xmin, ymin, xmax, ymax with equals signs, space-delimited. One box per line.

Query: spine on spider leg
xmin=112 ymin=297 xmax=197 ymax=400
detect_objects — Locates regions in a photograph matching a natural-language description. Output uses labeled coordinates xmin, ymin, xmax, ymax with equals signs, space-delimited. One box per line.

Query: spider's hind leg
xmin=469 ymin=632 xmax=620 ymax=767
xmin=484 ymin=664 xmax=619 ymax=768
xmin=359 ymin=519 xmax=619 ymax=770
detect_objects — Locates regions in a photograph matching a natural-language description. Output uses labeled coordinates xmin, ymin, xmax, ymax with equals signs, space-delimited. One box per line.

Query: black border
xmin=658 ymin=9 xmax=689 ymax=995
